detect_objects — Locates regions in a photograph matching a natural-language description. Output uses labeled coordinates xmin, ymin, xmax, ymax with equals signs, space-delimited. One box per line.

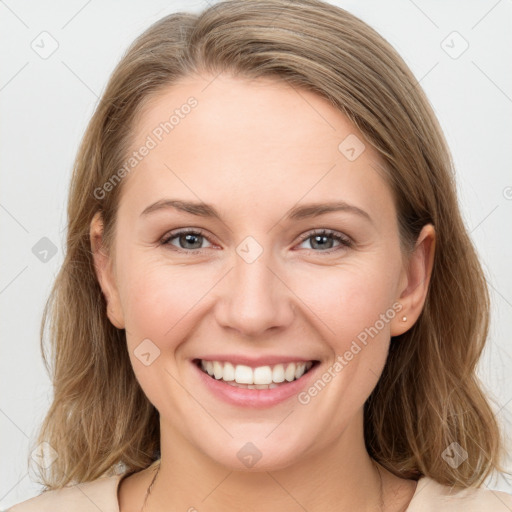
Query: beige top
xmin=7 ymin=473 xmax=512 ymax=511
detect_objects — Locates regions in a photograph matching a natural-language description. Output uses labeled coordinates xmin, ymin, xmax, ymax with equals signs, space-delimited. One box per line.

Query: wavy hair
xmin=30 ymin=0 xmax=503 ymax=490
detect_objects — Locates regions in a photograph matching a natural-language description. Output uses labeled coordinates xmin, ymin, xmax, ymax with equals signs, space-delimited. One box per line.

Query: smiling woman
xmin=8 ymin=0 xmax=512 ymax=511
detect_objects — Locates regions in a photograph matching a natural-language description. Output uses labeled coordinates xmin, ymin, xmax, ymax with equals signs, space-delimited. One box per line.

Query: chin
xmin=211 ymin=444 xmax=307 ymax=472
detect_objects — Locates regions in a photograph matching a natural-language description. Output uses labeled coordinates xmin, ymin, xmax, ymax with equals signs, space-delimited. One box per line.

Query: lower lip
xmin=192 ymin=360 xmax=319 ymax=408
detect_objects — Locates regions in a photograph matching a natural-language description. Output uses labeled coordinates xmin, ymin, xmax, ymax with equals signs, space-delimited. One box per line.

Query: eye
xmin=160 ymin=229 xmax=214 ymax=253
xmin=160 ymin=228 xmax=353 ymax=255
xmin=295 ymin=229 xmax=353 ymax=253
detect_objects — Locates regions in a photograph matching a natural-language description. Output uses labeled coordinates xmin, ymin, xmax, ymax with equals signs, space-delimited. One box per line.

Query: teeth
xmin=294 ymin=362 xmax=306 ymax=379
xmin=272 ymin=364 xmax=285 ymax=383
xmin=223 ymin=362 xmax=235 ymax=381
xmin=284 ymin=363 xmax=296 ymax=382
xmin=235 ymin=364 xmax=253 ymax=384
xmin=213 ymin=361 xmax=223 ymax=380
xmin=200 ymin=359 xmax=314 ymax=385
xmin=226 ymin=381 xmax=280 ymax=390
xmin=254 ymin=366 xmax=272 ymax=385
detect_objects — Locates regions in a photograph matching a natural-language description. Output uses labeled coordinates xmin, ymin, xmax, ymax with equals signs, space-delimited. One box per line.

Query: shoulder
xmin=6 ymin=474 xmax=123 ymax=512
xmin=408 ymin=476 xmax=512 ymax=511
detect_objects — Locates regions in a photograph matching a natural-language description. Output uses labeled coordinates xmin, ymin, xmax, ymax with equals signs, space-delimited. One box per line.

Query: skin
xmin=90 ymin=73 xmax=435 ymax=511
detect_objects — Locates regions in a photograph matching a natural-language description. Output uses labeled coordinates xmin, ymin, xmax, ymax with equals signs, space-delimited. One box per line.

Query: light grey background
xmin=1 ymin=0 xmax=511 ymax=508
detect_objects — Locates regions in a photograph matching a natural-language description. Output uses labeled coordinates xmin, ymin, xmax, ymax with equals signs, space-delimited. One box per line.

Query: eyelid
xmin=160 ymin=227 xmax=216 ymax=250
xmin=294 ymin=228 xmax=353 ymax=253
xmin=161 ymin=227 xmax=353 ymax=254
xmin=296 ymin=228 xmax=352 ymax=246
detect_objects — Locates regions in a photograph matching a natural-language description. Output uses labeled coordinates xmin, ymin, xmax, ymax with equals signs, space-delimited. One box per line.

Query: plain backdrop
xmin=1 ymin=0 xmax=511 ymax=508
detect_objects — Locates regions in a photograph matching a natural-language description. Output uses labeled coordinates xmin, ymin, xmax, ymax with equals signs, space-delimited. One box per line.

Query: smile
xmin=194 ymin=359 xmax=318 ymax=389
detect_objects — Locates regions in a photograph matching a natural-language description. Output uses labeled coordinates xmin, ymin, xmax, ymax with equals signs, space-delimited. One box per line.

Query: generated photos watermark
xmin=93 ymin=96 xmax=198 ymax=200
xmin=297 ymin=302 xmax=403 ymax=405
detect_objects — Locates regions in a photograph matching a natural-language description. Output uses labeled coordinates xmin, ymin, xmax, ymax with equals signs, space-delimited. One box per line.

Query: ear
xmin=391 ymin=224 xmax=436 ymax=336
xmin=90 ymin=211 xmax=125 ymax=329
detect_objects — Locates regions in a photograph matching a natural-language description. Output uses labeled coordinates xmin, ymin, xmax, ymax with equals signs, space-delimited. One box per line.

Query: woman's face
xmin=93 ymin=73 xmax=431 ymax=471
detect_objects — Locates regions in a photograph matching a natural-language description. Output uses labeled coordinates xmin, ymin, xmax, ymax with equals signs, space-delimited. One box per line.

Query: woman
xmin=9 ymin=0 xmax=512 ymax=510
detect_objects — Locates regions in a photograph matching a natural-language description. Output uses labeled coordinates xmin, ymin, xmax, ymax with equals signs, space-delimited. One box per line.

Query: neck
xmin=146 ymin=412 xmax=383 ymax=512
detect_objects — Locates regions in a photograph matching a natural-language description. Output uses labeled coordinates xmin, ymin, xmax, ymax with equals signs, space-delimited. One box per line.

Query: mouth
xmin=193 ymin=358 xmax=320 ymax=390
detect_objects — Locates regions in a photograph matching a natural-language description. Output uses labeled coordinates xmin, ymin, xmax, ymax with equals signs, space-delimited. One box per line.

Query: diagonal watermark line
xmin=471 ymin=0 xmax=504 ymax=30
xmin=489 ymin=472 xmax=512 ymax=494
xmin=265 ymin=265 xmax=336 ymax=335
xmin=368 ymin=367 xmax=381 ymax=381
xmin=495 ymin=396 xmax=512 ymax=417
xmin=265 ymin=409 xmax=294 ymax=438
xmin=0 ymin=404 xmax=112 ymax=510
xmin=268 ymin=0 xmax=298 ymax=27
xmin=201 ymin=470 xmax=233 ymax=502
xmin=200 ymin=69 xmax=223 ymax=93
xmin=408 ymin=0 xmax=439 ymax=29
xmin=487 ymin=279 xmax=512 ymax=310
xmin=0 ymin=0 xmax=29 ymax=28
xmin=163 ymin=267 xmax=234 ymax=336
xmin=0 ymin=471 xmax=29 ymax=503
xmin=0 ymin=203 xmax=29 ymax=233
xmin=472 ymin=61 xmax=512 ymax=104
xmin=469 ymin=204 xmax=499 ymax=233
xmin=73 ymin=483 xmax=109 ymax=512
xmin=61 ymin=61 xmax=99 ymax=98
xmin=0 ymin=408 xmax=28 ymax=439
xmin=288 ymin=82 xmax=336 ymax=130
xmin=61 ymin=0 xmax=93 ymax=29
xmin=0 ymin=266 xmax=28 ymax=295
xmin=482 ymin=447 xmax=512 ymax=510
xmin=163 ymin=367 xmax=234 ymax=437
xmin=484 ymin=486 xmax=512 ymax=511
xmin=265 ymin=472 xmax=308 ymax=511
xmin=0 ymin=62 xmax=29 ymax=92
xmin=408 ymin=62 xmax=439 ymax=93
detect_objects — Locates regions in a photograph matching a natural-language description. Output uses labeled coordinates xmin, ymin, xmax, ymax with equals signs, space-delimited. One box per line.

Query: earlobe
xmin=391 ymin=224 xmax=436 ymax=337
xmin=90 ymin=212 xmax=125 ymax=329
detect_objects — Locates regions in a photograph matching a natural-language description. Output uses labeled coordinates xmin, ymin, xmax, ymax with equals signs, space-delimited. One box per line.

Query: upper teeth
xmin=200 ymin=360 xmax=314 ymax=385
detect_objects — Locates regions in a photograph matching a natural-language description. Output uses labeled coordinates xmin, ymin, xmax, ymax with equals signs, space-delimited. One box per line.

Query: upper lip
xmin=193 ymin=355 xmax=318 ymax=368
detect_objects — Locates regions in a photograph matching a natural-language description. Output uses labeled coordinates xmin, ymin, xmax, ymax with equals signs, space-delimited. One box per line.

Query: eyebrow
xmin=140 ymin=199 xmax=373 ymax=224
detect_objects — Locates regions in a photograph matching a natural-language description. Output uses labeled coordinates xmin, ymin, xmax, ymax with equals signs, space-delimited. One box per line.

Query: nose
xmin=214 ymin=245 xmax=295 ymax=338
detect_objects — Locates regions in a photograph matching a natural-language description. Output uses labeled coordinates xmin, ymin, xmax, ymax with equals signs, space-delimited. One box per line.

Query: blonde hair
xmin=32 ymin=0 xmax=503 ymax=490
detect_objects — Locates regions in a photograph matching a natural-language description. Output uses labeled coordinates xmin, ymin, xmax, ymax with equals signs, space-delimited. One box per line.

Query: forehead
xmin=119 ymin=73 xmax=394 ymax=226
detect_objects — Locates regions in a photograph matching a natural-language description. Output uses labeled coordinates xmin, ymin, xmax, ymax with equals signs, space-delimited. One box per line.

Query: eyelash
xmin=160 ymin=228 xmax=353 ymax=255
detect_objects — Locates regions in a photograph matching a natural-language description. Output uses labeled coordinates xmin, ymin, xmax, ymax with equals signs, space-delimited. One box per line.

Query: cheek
xmin=118 ymin=261 xmax=210 ymax=412
xmin=121 ymin=262 xmax=206 ymax=344
xmin=118 ymin=242 xmax=402 ymax=416
xmin=295 ymin=257 xmax=400 ymax=346
xmin=120 ymin=248 xmax=401 ymax=359
xmin=289 ymin=257 xmax=401 ymax=407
